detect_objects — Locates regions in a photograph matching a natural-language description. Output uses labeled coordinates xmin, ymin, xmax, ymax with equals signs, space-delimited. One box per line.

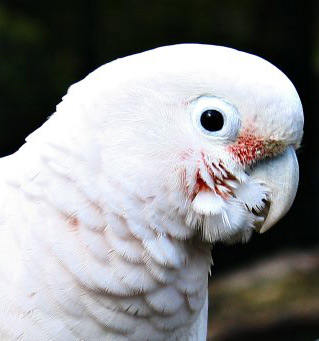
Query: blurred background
xmin=0 ymin=0 xmax=318 ymax=339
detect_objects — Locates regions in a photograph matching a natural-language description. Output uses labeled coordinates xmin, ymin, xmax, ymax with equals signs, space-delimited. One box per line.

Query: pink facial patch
xmin=228 ymin=133 xmax=285 ymax=165
xmin=228 ymin=134 xmax=265 ymax=164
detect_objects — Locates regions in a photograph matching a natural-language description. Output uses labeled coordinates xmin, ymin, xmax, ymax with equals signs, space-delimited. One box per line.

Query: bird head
xmin=53 ymin=44 xmax=303 ymax=244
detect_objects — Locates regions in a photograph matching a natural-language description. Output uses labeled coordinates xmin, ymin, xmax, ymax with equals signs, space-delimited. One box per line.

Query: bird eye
xmin=200 ymin=110 xmax=224 ymax=132
xmin=191 ymin=96 xmax=240 ymax=140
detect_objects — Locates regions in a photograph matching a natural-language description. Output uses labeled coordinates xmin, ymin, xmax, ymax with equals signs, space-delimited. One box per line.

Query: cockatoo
xmin=0 ymin=44 xmax=303 ymax=341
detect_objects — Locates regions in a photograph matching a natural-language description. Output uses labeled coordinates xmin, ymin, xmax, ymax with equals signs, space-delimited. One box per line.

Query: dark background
xmin=0 ymin=1 xmax=318 ymax=338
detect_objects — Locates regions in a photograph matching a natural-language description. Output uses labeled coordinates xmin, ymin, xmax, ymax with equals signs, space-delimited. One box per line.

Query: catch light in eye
xmin=200 ymin=110 xmax=224 ymax=132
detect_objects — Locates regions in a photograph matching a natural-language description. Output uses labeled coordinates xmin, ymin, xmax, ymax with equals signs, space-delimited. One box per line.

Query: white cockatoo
xmin=0 ymin=44 xmax=303 ymax=341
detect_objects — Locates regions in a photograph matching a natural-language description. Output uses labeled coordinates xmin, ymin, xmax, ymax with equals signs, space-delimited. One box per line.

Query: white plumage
xmin=0 ymin=44 xmax=303 ymax=340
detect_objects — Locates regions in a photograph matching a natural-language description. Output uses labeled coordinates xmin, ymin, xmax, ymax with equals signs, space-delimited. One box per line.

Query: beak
xmin=251 ymin=145 xmax=299 ymax=233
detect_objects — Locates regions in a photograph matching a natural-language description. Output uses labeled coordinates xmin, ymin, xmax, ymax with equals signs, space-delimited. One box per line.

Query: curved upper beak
xmin=251 ymin=145 xmax=299 ymax=233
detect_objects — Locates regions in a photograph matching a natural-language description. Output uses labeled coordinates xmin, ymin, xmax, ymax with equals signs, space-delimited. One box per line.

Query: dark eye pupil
xmin=200 ymin=110 xmax=224 ymax=132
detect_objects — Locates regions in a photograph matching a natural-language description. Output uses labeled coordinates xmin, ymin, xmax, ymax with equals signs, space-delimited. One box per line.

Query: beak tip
xmin=259 ymin=223 xmax=272 ymax=234
xmin=252 ymin=146 xmax=299 ymax=234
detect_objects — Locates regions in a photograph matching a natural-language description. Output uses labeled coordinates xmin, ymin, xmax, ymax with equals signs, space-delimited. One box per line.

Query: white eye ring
xmin=191 ymin=96 xmax=241 ymax=141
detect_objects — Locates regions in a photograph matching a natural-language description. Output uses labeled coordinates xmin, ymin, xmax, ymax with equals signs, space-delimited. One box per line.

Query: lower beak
xmin=250 ymin=146 xmax=299 ymax=233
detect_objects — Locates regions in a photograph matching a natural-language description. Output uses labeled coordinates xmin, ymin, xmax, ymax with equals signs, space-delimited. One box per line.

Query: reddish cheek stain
xmin=187 ymin=171 xmax=211 ymax=201
xmin=190 ymin=164 xmax=235 ymax=200
xmin=228 ymin=134 xmax=265 ymax=165
xmin=195 ymin=171 xmax=211 ymax=192
xmin=180 ymin=148 xmax=194 ymax=161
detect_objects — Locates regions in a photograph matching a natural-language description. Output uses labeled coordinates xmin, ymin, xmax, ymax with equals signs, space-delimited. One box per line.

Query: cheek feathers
xmin=228 ymin=133 xmax=286 ymax=165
